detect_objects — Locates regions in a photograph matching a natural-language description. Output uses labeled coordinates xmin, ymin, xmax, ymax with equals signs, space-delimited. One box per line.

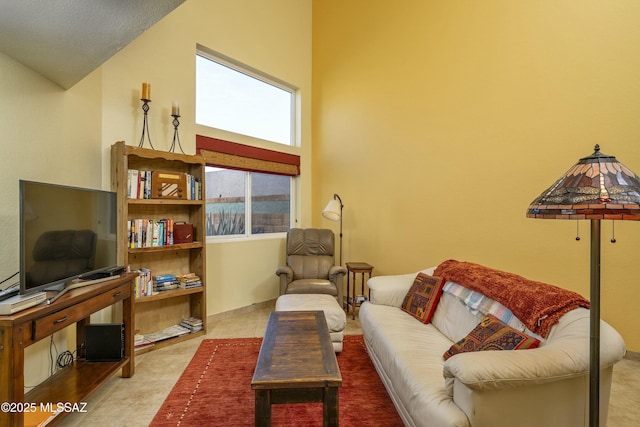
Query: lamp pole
xmin=589 ymin=219 xmax=601 ymax=427
xmin=334 ymin=193 xmax=343 ymax=265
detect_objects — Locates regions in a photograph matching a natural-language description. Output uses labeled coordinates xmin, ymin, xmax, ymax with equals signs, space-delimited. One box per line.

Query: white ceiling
xmin=0 ymin=0 xmax=185 ymax=89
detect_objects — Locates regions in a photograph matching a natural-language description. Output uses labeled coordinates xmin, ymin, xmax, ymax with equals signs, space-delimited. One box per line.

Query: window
xmin=196 ymin=52 xmax=295 ymax=146
xmin=205 ymin=168 xmax=291 ymax=237
xmin=195 ymin=48 xmax=300 ymax=240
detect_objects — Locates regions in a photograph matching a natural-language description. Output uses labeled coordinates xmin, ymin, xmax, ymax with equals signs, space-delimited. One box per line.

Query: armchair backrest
xmin=286 ymin=228 xmax=335 ymax=280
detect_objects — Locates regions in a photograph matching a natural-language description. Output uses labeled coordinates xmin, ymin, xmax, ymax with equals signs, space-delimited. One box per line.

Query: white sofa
xmin=359 ymin=265 xmax=626 ymax=427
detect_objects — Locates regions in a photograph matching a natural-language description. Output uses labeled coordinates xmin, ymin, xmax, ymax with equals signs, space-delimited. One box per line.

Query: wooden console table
xmin=0 ymin=273 xmax=136 ymax=427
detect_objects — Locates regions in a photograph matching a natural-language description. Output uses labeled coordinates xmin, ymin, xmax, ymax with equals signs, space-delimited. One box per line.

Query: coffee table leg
xmin=323 ymin=386 xmax=339 ymax=426
xmin=255 ymin=390 xmax=271 ymax=427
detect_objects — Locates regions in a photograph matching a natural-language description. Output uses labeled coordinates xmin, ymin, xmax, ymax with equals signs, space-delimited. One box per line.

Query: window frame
xmin=196 ymin=46 xmax=298 ymax=147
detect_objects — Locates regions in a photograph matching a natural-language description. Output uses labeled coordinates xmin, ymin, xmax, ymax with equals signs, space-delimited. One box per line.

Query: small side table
xmin=346 ymin=262 xmax=374 ymax=319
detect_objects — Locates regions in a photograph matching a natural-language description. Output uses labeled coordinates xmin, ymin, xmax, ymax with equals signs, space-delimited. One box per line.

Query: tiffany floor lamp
xmin=526 ymin=145 xmax=640 ymax=427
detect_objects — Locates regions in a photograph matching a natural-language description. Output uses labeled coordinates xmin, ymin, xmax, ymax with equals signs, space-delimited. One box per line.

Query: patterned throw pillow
xmin=443 ymin=314 xmax=541 ymax=360
xmin=401 ymin=273 xmax=445 ymax=323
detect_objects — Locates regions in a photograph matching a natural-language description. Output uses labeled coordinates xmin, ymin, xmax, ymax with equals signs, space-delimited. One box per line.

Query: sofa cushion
xmin=401 ymin=273 xmax=444 ymax=323
xmin=360 ymin=302 xmax=470 ymax=427
xmin=442 ymin=281 xmax=544 ymax=342
xmin=432 ymin=292 xmax=483 ymax=343
xmin=444 ymin=314 xmax=541 ymax=360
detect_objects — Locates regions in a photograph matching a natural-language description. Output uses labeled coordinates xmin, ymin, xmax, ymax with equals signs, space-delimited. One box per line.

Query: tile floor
xmin=57 ymin=301 xmax=639 ymax=426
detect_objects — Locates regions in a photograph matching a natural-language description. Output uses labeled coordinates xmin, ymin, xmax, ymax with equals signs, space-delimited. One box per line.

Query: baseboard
xmin=206 ymin=299 xmax=276 ymax=324
xmin=624 ymin=350 xmax=640 ymax=362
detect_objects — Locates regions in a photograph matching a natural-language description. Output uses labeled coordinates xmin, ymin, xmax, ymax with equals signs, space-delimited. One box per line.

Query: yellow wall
xmin=312 ymin=0 xmax=640 ymax=351
xmin=1 ymin=0 xmax=311 ymax=391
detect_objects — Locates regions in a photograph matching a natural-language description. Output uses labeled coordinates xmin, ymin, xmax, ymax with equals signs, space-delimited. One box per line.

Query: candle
xmin=172 ymin=101 xmax=180 ymax=116
xmin=141 ymin=82 xmax=151 ymax=100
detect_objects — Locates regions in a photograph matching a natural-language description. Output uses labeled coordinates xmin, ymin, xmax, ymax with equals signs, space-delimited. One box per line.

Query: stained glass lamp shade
xmin=527 ymin=144 xmax=640 ymax=220
xmin=526 ymin=144 xmax=640 ymax=427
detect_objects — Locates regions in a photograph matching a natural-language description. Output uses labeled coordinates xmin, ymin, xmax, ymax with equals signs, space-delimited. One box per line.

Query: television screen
xmin=19 ymin=180 xmax=118 ymax=295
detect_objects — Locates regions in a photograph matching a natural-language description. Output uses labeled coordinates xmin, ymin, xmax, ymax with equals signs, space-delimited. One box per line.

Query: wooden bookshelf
xmin=110 ymin=141 xmax=207 ymax=351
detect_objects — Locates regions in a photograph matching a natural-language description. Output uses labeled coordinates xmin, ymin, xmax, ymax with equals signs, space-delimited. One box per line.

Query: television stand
xmin=0 ymin=273 xmax=135 ymax=427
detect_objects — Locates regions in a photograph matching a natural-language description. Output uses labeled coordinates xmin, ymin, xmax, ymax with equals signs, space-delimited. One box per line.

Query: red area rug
xmin=150 ymin=335 xmax=402 ymax=426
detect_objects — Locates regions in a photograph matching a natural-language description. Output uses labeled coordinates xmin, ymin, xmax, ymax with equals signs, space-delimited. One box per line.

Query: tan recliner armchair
xmin=276 ymin=228 xmax=347 ymax=304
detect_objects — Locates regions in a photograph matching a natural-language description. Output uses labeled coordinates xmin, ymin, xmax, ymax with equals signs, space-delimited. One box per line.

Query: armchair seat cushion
xmin=286 ymin=279 xmax=338 ymax=296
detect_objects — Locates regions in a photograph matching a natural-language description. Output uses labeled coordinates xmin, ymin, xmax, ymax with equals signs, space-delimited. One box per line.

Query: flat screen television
xmin=19 ymin=180 xmax=118 ymax=295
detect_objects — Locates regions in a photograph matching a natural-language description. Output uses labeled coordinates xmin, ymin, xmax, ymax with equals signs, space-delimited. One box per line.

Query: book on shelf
xmin=127 ymin=169 xmax=152 ymax=200
xmin=127 ymin=169 xmax=139 ymax=199
xmin=154 ymin=274 xmax=176 ymax=282
xmin=185 ymin=174 xmax=202 ymax=200
xmin=127 ymin=169 xmax=201 ymax=200
xmin=153 ymin=274 xmax=180 ymax=292
xmin=132 ymin=271 xmax=203 ymax=296
xmin=127 ymin=218 xmax=175 ymax=248
xmin=134 ymin=333 xmax=155 ymax=350
xmin=142 ymin=324 xmax=191 ymax=343
xmin=180 ymin=316 xmax=203 ymax=333
xmin=133 ymin=268 xmax=152 ymax=298
xmin=177 ymin=273 xmax=203 ymax=289
xmin=155 ymin=282 xmax=179 ymax=292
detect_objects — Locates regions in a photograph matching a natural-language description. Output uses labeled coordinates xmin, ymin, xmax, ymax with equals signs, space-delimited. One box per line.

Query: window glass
xmin=251 ymin=173 xmax=290 ymax=234
xmin=196 ymin=54 xmax=294 ymax=145
xmin=205 ymin=168 xmax=246 ymax=236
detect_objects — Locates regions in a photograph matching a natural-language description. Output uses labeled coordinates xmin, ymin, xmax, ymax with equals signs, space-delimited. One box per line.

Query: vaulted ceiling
xmin=0 ymin=0 xmax=185 ymax=89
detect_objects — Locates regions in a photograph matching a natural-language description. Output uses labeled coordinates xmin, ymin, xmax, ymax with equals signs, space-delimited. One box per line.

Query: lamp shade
xmin=527 ymin=145 xmax=640 ymax=221
xmin=322 ymin=199 xmax=342 ymax=221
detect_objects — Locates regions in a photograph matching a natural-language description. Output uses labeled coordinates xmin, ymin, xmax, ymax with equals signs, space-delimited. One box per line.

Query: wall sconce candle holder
xmin=138 ymin=98 xmax=155 ymax=149
xmin=169 ymin=114 xmax=184 ymax=154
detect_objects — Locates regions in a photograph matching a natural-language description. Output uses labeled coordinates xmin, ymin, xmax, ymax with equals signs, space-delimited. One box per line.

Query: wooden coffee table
xmin=251 ymin=310 xmax=342 ymax=426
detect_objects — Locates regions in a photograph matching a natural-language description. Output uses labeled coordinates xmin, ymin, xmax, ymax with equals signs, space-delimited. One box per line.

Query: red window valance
xmin=196 ymin=135 xmax=300 ymax=176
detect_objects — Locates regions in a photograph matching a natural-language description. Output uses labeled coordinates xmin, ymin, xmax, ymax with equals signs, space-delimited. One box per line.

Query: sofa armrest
xmin=368 ymin=267 xmax=435 ymax=307
xmin=443 ymin=316 xmax=626 ymax=391
xmin=444 ymin=347 xmax=584 ymax=391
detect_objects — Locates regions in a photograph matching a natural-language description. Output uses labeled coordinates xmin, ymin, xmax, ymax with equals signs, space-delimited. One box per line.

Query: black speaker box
xmin=85 ymin=323 xmax=124 ymax=362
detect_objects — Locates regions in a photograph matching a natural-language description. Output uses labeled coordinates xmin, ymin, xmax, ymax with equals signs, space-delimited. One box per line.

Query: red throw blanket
xmin=434 ymin=259 xmax=590 ymax=338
